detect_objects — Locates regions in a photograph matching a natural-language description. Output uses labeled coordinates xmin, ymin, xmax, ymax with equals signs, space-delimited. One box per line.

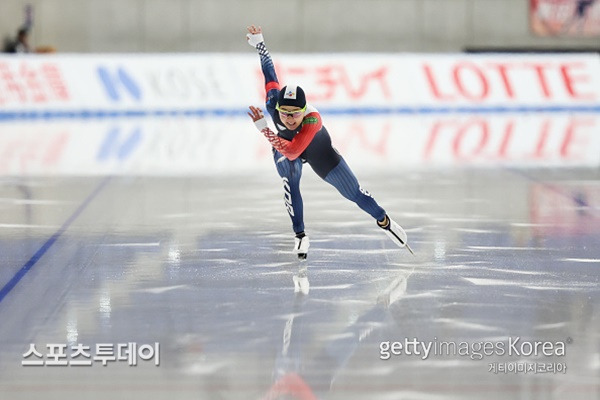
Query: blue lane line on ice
xmin=0 ymin=105 xmax=600 ymax=121
xmin=0 ymin=176 xmax=112 ymax=304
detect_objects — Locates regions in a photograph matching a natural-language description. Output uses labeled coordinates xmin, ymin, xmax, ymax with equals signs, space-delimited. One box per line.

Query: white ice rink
xmin=0 ymin=115 xmax=599 ymax=399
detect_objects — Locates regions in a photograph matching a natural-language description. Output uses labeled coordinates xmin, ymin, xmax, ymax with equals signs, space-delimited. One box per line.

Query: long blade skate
xmin=294 ymin=234 xmax=309 ymax=260
xmin=379 ymin=215 xmax=414 ymax=255
xmin=405 ymin=243 xmax=415 ymax=256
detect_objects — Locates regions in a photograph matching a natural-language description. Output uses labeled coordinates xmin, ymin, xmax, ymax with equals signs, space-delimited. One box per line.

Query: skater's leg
xmin=273 ymin=151 xmax=304 ymax=234
xmin=324 ymin=158 xmax=410 ymax=250
xmin=273 ymin=151 xmax=310 ymax=258
xmin=323 ymin=158 xmax=386 ymax=221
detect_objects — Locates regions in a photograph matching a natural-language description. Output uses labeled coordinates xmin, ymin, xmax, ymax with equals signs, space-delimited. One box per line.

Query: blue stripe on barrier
xmin=0 ymin=105 xmax=599 ymax=121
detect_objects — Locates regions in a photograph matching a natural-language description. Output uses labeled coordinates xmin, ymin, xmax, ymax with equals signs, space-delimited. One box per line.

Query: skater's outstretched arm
xmin=247 ymin=105 xmax=290 ymax=153
xmin=246 ymin=25 xmax=321 ymax=161
xmin=247 ymin=104 xmax=323 ymax=161
xmin=247 ymin=25 xmax=279 ymax=118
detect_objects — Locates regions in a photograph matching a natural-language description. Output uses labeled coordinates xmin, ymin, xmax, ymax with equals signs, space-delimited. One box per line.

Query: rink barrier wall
xmin=0 ymin=53 xmax=599 ymax=112
xmin=0 ymin=53 xmax=599 ymax=173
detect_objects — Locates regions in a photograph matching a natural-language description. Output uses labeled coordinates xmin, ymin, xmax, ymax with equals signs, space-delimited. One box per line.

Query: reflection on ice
xmin=266 ymin=266 xmax=413 ymax=399
xmin=0 ymin=165 xmax=598 ymax=399
xmin=1 ymin=113 xmax=600 ymax=176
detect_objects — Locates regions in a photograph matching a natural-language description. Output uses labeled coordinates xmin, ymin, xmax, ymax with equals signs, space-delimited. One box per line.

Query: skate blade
xmin=405 ymin=243 xmax=415 ymax=256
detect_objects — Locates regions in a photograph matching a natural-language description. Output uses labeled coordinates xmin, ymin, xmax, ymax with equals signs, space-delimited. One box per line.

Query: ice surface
xmin=0 ymin=132 xmax=599 ymax=399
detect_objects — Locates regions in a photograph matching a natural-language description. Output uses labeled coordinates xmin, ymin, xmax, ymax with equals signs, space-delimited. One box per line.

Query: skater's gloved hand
xmin=248 ymin=105 xmax=289 ymax=153
xmin=246 ymin=25 xmax=264 ymax=47
xmin=247 ymin=105 xmax=268 ymax=131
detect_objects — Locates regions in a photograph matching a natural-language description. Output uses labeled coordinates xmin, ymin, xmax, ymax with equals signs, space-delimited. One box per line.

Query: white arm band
xmin=246 ymin=33 xmax=264 ymax=48
xmin=253 ymin=117 xmax=268 ymax=131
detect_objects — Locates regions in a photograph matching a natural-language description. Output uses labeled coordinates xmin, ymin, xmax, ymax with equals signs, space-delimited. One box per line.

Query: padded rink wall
xmin=0 ymin=52 xmax=600 ymax=175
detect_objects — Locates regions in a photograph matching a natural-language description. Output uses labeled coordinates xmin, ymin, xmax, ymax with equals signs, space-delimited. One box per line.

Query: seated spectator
xmin=4 ymin=27 xmax=31 ymax=53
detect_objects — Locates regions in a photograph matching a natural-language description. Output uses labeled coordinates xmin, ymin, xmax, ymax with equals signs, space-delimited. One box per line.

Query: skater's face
xmin=278 ymin=105 xmax=305 ymax=130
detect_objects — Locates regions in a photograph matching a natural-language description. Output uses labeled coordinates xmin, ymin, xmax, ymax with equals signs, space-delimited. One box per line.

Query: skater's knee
xmin=276 ymin=161 xmax=302 ymax=181
xmin=338 ymin=186 xmax=362 ymax=202
xmin=349 ymin=191 xmax=363 ymax=204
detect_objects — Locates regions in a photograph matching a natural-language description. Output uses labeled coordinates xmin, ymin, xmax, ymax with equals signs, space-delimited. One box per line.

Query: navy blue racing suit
xmin=254 ymin=42 xmax=386 ymax=234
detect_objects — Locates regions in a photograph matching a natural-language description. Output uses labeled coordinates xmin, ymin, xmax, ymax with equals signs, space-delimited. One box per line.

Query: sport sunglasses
xmin=276 ymin=105 xmax=307 ymax=118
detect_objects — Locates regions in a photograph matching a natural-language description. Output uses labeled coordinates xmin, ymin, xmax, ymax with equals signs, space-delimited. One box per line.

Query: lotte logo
xmin=423 ymin=61 xmax=596 ymax=102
